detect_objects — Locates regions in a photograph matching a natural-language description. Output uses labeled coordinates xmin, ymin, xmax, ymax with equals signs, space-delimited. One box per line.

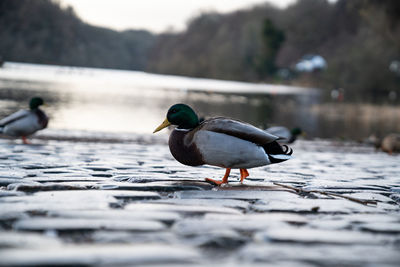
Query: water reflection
xmin=0 ymin=65 xmax=399 ymax=140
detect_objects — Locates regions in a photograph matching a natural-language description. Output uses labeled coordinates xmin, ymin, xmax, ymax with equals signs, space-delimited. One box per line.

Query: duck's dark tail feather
xmin=263 ymin=141 xmax=293 ymax=164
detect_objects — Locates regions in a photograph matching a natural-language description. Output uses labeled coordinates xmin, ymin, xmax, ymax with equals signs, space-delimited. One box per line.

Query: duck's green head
xmin=29 ymin=97 xmax=44 ymax=110
xmin=291 ymin=127 xmax=303 ymax=136
xmin=153 ymin=104 xmax=199 ymax=133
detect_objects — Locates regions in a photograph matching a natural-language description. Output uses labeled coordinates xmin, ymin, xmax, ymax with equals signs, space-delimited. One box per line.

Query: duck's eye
xmin=170 ymin=109 xmax=177 ymax=114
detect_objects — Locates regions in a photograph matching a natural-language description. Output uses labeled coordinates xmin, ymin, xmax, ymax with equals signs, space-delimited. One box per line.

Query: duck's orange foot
xmin=239 ymin=168 xmax=249 ymax=183
xmin=22 ymin=136 xmax=30 ymax=144
xmin=204 ymin=168 xmax=231 ymax=186
xmin=205 ymin=178 xmax=228 ymax=186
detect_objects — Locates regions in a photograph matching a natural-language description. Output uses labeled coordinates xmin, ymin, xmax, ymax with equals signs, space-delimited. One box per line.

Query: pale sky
xmin=59 ymin=0 xmax=298 ymax=33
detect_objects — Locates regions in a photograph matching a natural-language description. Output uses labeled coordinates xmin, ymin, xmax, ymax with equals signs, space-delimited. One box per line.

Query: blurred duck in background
xmin=265 ymin=126 xmax=304 ymax=144
xmin=154 ymin=104 xmax=293 ymax=186
xmin=0 ymin=97 xmax=49 ymax=144
xmin=380 ymin=134 xmax=400 ymax=154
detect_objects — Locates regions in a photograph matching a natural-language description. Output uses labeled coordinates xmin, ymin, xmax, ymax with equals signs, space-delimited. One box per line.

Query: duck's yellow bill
xmin=153 ymin=118 xmax=171 ymax=133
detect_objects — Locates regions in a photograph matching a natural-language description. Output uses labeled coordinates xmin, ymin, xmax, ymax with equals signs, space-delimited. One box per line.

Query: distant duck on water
xmin=381 ymin=133 xmax=400 ymax=154
xmin=153 ymin=104 xmax=293 ymax=185
xmin=265 ymin=126 xmax=303 ymax=144
xmin=0 ymin=97 xmax=49 ymax=144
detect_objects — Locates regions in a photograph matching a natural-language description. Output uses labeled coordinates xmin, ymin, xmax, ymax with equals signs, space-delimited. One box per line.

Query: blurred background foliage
xmin=0 ymin=0 xmax=155 ymax=70
xmin=0 ymin=0 xmax=399 ymax=101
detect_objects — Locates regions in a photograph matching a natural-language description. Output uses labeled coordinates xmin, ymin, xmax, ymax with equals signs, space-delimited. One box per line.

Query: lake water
xmin=0 ymin=62 xmax=399 ymax=140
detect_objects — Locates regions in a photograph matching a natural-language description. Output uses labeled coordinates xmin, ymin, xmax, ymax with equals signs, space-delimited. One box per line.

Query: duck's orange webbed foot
xmin=205 ymin=168 xmax=231 ymax=186
xmin=239 ymin=168 xmax=249 ymax=183
xmin=21 ymin=136 xmax=30 ymax=144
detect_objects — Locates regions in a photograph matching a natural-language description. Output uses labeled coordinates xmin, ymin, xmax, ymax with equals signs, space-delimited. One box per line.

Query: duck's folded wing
xmin=0 ymin=110 xmax=30 ymax=126
xmin=199 ymin=117 xmax=279 ymax=145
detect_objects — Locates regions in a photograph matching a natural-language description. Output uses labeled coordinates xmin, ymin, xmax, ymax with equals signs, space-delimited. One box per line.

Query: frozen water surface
xmin=0 ymin=133 xmax=399 ymax=266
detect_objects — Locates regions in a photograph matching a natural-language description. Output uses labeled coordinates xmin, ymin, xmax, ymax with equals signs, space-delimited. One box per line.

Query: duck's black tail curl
xmin=263 ymin=141 xmax=293 ymax=164
xmin=282 ymin=145 xmax=293 ymax=155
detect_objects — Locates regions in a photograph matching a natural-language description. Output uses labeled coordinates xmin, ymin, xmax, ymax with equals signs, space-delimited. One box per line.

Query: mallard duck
xmin=0 ymin=97 xmax=48 ymax=144
xmin=265 ymin=126 xmax=303 ymax=144
xmin=153 ymin=104 xmax=293 ymax=185
xmin=381 ymin=133 xmax=400 ymax=154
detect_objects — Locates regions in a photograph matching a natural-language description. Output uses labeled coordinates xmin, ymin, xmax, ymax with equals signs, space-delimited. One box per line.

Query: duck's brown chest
xmin=169 ymin=129 xmax=204 ymax=166
xmin=35 ymin=109 xmax=48 ymax=128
